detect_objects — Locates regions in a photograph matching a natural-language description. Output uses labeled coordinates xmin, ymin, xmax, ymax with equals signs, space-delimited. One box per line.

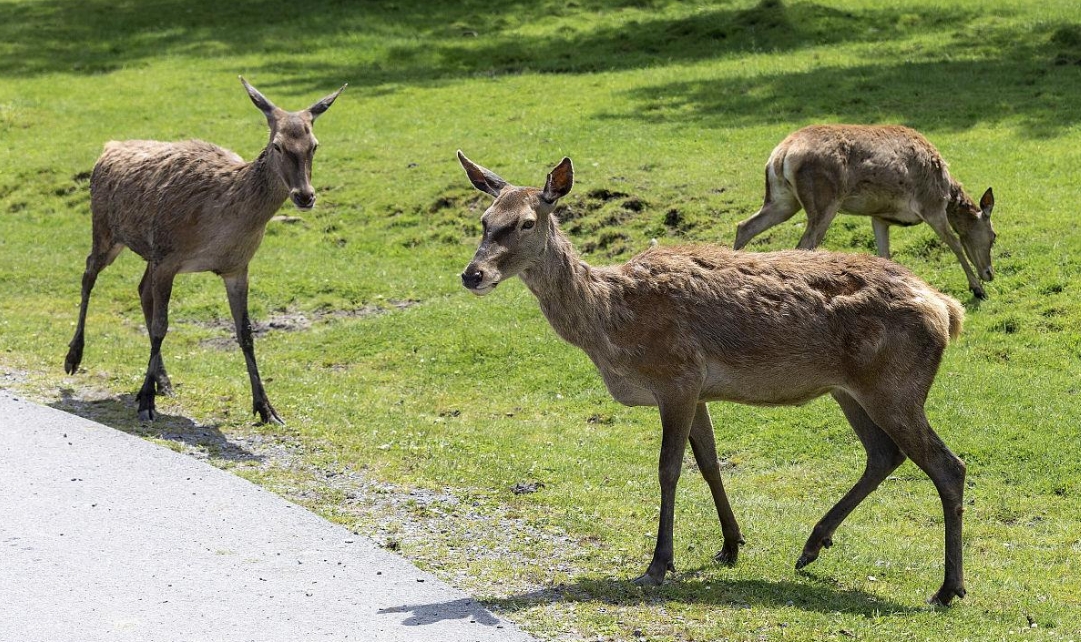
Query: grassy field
xmin=2 ymin=0 xmax=1080 ymax=639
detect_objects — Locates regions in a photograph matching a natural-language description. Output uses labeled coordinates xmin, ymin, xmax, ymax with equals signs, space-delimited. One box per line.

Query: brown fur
xmin=458 ymin=151 xmax=968 ymax=606
xmin=65 ymin=77 xmax=345 ymax=424
xmin=734 ymin=124 xmax=997 ymax=299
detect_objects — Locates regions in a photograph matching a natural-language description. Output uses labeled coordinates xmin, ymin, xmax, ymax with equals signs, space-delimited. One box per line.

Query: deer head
xmin=458 ymin=151 xmax=574 ymax=295
xmin=240 ymin=76 xmax=346 ymax=211
xmin=947 ymin=187 xmax=996 ymax=282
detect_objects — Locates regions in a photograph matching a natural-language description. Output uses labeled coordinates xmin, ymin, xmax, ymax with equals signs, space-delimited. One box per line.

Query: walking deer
xmin=733 ymin=124 xmax=996 ymax=298
xmin=64 ymin=77 xmax=345 ymax=424
xmin=458 ymin=151 xmax=968 ymax=606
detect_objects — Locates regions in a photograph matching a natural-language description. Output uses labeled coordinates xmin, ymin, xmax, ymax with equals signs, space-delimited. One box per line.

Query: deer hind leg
xmin=136 ymin=264 xmax=177 ymax=422
xmin=65 ymin=240 xmax=125 ymax=375
xmin=138 ymin=264 xmax=173 ymax=396
xmin=796 ymin=390 xmax=906 ymax=570
xmin=859 ymin=394 xmax=967 ymax=606
xmin=223 ymin=270 xmax=283 ymax=425
xmin=794 ymin=169 xmax=841 ymax=250
xmin=634 ymin=393 xmax=698 ymax=587
xmin=687 ymin=403 xmax=744 ymax=566
xmin=734 ymin=190 xmax=802 ymax=250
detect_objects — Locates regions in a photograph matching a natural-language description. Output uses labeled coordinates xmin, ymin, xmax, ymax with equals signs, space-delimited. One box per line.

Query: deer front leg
xmin=634 ymin=394 xmax=697 ymax=587
xmin=921 ymin=208 xmax=986 ymax=299
xmin=871 ymin=218 xmax=892 ymax=258
xmin=223 ymin=270 xmax=284 ymax=425
xmin=687 ymin=403 xmax=744 ymax=565
xmin=136 ymin=264 xmax=176 ymax=422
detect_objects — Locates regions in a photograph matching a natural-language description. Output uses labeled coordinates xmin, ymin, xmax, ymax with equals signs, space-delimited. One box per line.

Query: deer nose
xmin=292 ymin=189 xmax=316 ymax=210
xmin=461 ymin=268 xmax=484 ymax=289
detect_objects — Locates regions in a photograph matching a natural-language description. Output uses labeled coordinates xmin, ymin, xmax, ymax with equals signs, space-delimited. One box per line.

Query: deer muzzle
xmin=291 ymin=188 xmax=316 ymax=211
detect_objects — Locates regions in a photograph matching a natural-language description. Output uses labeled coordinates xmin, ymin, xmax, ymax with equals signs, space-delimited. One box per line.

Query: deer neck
xmin=236 ymin=148 xmax=292 ymax=222
xmin=518 ymin=222 xmax=617 ymax=355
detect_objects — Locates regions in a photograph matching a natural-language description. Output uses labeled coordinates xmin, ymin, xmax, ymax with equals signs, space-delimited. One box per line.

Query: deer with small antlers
xmin=734 ymin=124 xmax=996 ymax=299
xmin=65 ymin=77 xmax=345 ymax=424
xmin=458 ymin=151 xmax=969 ymax=606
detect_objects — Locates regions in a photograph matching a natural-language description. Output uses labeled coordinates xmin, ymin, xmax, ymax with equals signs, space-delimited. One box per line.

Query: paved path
xmin=0 ymin=389 xmax=535 ymax=642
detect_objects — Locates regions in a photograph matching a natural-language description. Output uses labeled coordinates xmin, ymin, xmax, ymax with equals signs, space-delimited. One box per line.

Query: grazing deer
xmin=64 ymin=77 xmax=345 ymax=424
xmin=733 ymin=124 xmax=996 ymax=299
xmin=458 ymin=151 xmax=968 ymax=606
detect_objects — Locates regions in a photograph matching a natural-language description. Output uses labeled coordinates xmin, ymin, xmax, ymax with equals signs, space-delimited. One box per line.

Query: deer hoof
xmin=64 ymin=352 xmax=81 ymax=375
xmin=714 ymin=538 xmax=744 ymax=566
xmin=928 ymin=584 xmax=966 ymax=607
xmin=255 ymin=403 xmax=285 ymax=426
xmin=795 ymin=550 xmax=819 ymax=570
xmin=137 ymin=407 xmax=156 ymax=422
xmin=972 ymin=286 xmax=988 ymax=300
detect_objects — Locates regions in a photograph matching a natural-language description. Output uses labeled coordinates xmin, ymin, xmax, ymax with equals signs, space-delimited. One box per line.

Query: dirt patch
xmin=196 ymin=300 xmax=420 ymax=350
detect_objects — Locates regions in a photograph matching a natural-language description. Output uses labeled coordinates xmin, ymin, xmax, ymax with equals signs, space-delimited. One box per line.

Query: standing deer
xmin=733 ymin=124 xmax=996 ymax=299
xmin=458 ymin=151 xmax=969 ymax=606
xmin=64 ymin=77 xmax=345 ymax=424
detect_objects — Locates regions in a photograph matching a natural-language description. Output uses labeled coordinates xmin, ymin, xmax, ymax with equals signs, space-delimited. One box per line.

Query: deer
xmin=64 ymin=77 xmax=346 ymax=424
xmin=733 ymin=124 xmax=997 ymax=299
xmin=457 ymin=151 xmax=969 ymax=606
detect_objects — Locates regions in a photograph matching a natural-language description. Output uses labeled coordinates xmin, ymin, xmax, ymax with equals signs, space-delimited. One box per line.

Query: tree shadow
xmin=0 ymin=0 xmax=965 ymax=83
xmin=485 ymin=571 xmax=919 ymax=618
xmin=605 ymin=20 xmax=1081 ymax=138
xmin=51 ymin=387 xmax=262 ymax=462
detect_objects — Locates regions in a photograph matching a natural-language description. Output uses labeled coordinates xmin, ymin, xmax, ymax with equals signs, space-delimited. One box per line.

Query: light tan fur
xmin=734 ymin=124 xmax=997 ymax=299
xmin=459 ymin=151 xmax=968 ymax=606
xmin=65 ymin=77 xmax=345 ymax=424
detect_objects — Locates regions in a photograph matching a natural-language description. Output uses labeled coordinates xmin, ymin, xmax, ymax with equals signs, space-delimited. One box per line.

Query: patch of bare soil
xmin=195 ymin=300 xmax=420 ymax=350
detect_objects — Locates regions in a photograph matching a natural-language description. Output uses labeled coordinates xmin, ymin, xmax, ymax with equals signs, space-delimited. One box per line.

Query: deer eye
xmin=271 ymin=142 xmax=282 ymax=153
xmin=521 ymin=219 xmax=535 ymax=230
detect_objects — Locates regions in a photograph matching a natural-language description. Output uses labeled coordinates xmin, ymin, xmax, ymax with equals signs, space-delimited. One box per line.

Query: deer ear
xmin=541 ymin=157 xmax=573 ymax=203
xmin=239 ymin=76 xmax=278 ymax=118
xmin=979 ymin=187 xmax=994 ymax=217
xmin=457 ymin=150 xmax=507 ymax=197
xmin=308 ymin=83 xmax=347 ymax=120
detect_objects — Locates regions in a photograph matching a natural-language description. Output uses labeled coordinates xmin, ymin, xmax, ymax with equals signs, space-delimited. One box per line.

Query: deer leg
xmin=796 ymin=390 xmax=906 ymax=570
xmin=138 ymin=264 xmax=173 ymax=396
xmin=734 ymin=195 xmax=802 ymax=250
xmin=871 ymin=218 xmax=892 ymax=258
xmin=860 ymin=397 xmax=967 ymax=606
xmin=921 ymin=208 xmax=986 ymax=299
xmin=794 ymin=170 xmax=840 ymax=250
xmin=136 ymin=264 xmax=176 ymax=422
xmin=687 ymin=403 xmax=744 ymax=566
xmin=223 ymin=270 xmax=283 ymax=425
xmin=65 ymin=243 xmax=124 ymax=375
xmin=634 ymin=394 xmax=698 ymax=587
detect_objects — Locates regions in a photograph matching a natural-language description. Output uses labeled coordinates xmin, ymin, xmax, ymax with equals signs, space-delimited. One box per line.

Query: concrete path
xmin=0 ymin=389 xmax=535 ymax=642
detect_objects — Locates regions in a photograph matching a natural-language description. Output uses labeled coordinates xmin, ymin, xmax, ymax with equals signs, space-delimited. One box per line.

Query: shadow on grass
xmin=0 ymin=0 xmax=940 ymax=79
xmin=485 ymin=571 xmax=918 ymax=617
xmin=4 ymin=0 xmax=1079 ymax=137
xmin=51 ymin=387 xmax=261 ymax=462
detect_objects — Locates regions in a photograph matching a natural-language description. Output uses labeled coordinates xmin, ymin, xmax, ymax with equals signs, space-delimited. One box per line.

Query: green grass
xmin=2 ymin=0 xmax=1081 ymax=639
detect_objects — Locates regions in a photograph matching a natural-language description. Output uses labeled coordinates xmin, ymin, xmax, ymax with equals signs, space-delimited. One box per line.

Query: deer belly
xmin=701 ymin=362 xmax=834 ymax=406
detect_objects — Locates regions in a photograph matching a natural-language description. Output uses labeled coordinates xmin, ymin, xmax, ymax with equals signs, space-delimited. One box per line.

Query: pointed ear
xmin=308 ymin=83 xmax=347 ymax=120
xmin=457 ymin=150 xmax=507 ymax=197
xmin=239 ymin=76 xmax=278 ymax=119
xmin=979 ymin=187 xmax=994 ymax=217
xmin=541 ymin=157 xmax=573 ymax=203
